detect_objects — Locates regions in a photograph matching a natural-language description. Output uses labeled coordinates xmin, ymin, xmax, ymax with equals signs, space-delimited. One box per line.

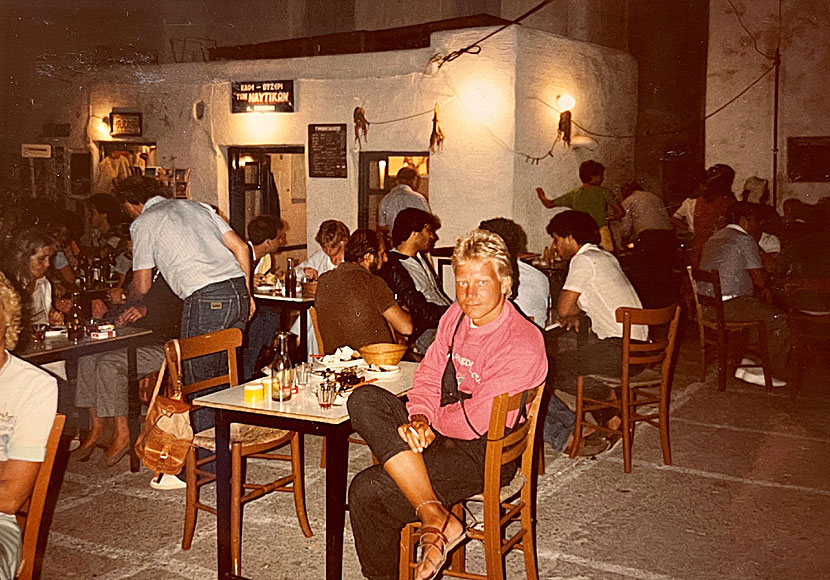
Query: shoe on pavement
xmin=575 ymin=431 xmax=611 ymax=457
xmin=734 ymin=365 xmax=786 ymax=388
xmin=150 ymin=473 xmax=186 ymax=490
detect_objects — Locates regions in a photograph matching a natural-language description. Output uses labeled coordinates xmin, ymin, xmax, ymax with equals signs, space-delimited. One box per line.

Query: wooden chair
xmin=687 ymin=266 xmax=773 ymax=391
xmin=784 ymin=277 xmax=830 ymax=397
xmin=399 ymin=384 xmax=545 ymax=580
xmin=311 ymin=307 xmax=374 ymax=469
xmin=570 ymin=304 xmax=681 ymax=473
xmin=16 ymin=414 xmax=65 ymax=580
xmin=165 ymin=328 xmax=311 ymax=576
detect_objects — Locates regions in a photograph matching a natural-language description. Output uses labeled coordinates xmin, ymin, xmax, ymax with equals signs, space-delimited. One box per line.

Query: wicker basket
xmin=359 ymin=343 xmax=407 ymax=366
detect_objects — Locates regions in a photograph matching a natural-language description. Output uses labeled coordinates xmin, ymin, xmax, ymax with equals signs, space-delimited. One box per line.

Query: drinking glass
xmin=294 ymin=362 xmax=311 ymax=388
xmin=316 ymin=382 xmax=337 ymax=409
xmin=31 ymin=324 xmax=48 ymax=342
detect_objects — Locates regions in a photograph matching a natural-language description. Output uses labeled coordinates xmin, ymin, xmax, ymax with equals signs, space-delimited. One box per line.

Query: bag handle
xmin=169 ymin=338 xmax=185 ymax=401
xmin=145 ymin=359 xmax=168 ymax=413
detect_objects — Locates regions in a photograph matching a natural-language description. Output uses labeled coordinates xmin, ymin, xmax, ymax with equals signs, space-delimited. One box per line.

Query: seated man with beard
xmin=315 ymin=229 xmax=412 ymax=353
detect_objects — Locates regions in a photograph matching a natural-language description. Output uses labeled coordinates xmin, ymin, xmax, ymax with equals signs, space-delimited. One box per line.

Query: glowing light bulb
xmin=557 ymin=94 xmax=576 ymax=112
xmin=97 ymin=120 xmax=110 ymax=136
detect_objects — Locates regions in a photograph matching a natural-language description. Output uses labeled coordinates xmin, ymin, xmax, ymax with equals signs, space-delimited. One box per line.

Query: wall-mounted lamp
xmin=97 ymin=117 xmax=111 ymax=137
xmin=557 ymin=94 xmax=575 ymax=146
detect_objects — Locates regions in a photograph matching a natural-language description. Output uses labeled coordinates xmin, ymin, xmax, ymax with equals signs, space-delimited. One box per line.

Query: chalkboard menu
xmin=308 ymin=124 xmax=347 ymax=178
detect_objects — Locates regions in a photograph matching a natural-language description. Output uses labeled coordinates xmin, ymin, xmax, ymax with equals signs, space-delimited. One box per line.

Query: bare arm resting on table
xmin=0 ymin=460 xmax=40 ymax=514
xmin=557 ymin=289 xmax=583 ymax=331
xmin=382 ymin=304 xmax=413 ymax=337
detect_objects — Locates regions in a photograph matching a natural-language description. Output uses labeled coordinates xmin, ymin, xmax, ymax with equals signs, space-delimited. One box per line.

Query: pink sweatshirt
xmin=406 ymin=301 xmax=548 ymax=440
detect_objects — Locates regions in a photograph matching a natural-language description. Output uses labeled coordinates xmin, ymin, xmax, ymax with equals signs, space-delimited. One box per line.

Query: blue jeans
xmin=181 ymin=276 xmax=249 ymax=435
xmin=241 ymin=306 xmax=280 ymax=383
xmin=543 ymin=395 xmax=575 ymax=452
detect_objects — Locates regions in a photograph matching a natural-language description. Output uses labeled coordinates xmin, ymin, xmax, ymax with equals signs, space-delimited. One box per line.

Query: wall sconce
xmin=557 ymin=94 xmax=575 ymax=146
xmin=97 ymin=117 xmax=110 ymax=137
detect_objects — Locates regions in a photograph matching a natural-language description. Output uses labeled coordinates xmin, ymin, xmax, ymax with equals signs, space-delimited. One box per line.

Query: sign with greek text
xmin=232 ymin=80 xmax=294 ymax=113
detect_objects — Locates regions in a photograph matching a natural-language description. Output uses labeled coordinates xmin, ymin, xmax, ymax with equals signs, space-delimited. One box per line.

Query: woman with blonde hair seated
xmin=0 ymin=271 xmax=58 ymax=579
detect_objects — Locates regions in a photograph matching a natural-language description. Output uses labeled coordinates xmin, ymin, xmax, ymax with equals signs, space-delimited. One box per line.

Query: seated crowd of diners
xmin=1 ymin=158 xmax=828 ymax=580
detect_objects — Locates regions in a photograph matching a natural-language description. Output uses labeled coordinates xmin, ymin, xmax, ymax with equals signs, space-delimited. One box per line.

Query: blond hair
xmin=451 ymin=229 xmax=514 ymax=297
xmin=0 ymin=272 xmax=22 ymax=350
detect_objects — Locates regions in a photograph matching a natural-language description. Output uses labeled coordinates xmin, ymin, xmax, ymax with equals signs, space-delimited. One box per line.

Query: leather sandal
xmin=415 ymin=511 xmax=467 ymax=580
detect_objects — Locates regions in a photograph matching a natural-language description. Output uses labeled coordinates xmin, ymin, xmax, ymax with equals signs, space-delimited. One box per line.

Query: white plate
xmin=314 ymin=357 xmax=364 ymax=369
xmin=45 ymin=327 xmax=67 ymax=338
xmin=255 ymin=285 xmax=275 ymax=293
xmin=363 ymin=365 xmax=401 ymax=379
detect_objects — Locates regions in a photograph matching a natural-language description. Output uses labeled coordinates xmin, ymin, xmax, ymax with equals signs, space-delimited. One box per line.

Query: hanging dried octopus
xmin=429 ymin=103 xmax=444 ymax=153
xmin=353 ymin=107 xmax=369 ymax=149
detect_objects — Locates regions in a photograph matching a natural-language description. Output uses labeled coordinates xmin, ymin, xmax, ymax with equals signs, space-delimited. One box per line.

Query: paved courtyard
xmin=38 ymin=331 xmax=830 ymax=580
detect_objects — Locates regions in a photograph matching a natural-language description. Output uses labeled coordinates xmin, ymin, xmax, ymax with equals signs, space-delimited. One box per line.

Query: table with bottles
xmin=195 ymin=360 xmax=418 ymax=580
xmin=253 ymin=287 xmax=315 ymax=361
xmin=17 ymin=325 xmax=155 ymax=472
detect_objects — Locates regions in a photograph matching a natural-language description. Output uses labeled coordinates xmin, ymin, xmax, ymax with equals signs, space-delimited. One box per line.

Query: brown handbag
xmin=134 ymin=339 xmax=194 ymax=476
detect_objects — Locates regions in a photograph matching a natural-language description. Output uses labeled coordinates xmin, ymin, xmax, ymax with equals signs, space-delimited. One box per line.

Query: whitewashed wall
xmin=706 ymin=0 xmax=830 ymax=206
xmin=78 ymin=25 xmax=635 ymax=251
xmin=514 ymin=28 xmax=637 ymax=253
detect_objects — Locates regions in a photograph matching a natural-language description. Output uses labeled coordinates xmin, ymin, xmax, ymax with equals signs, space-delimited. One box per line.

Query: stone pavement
xmin=39 ymin=331 xmax=830 ymax=580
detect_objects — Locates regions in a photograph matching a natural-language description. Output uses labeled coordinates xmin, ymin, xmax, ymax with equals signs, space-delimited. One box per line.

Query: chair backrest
xmin=687 ymin=266 xmax=727 ymax=329
xmin=783 ymin=277 xmax=830 ymax=338
xmin=616 ymin=304 xmax=682 ymax=386
xmin=164 ymin=328 xmax=242 ymax=398
xmin=309 ymin=306 xmax=326 ymax=354
xmin=482 ymin=384 xmax=545 ymax=498
xmin=16 ymin=413 xmax=66 ymax=580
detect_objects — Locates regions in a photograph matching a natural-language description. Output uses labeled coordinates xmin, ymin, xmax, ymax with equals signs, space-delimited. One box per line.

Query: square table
xmin=16 ymin=326 xmax=156 ymax=472
xmin=195 ymin=361 xmax=419 ymax=580
xmin=253 ymin=292 xmax=315 ymax=361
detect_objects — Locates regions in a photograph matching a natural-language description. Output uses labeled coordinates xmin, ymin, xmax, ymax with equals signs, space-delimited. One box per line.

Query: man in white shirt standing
xmin=542 ymin=211 xmax=646 ymax=455
xmin=377 ymin=167 xmax=430 ymax=235
xmin=118 ymin=178 xmax=253 ymax=386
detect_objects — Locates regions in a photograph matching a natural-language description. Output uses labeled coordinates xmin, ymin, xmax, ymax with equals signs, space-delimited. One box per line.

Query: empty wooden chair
xmin=570 ymin=304 xmax=681 ymax=473
xmin=16 ymin=414 xmax=65 ymax=580
xmin=687 ymin=266 xmax=773 ymax=391
xmin=165 ymin=328 xmax=311 ymax=576
xmin=784 ymin=277 xmax=830 ymax=396
xmin=399 ymin=385 xmax=544 ymax=580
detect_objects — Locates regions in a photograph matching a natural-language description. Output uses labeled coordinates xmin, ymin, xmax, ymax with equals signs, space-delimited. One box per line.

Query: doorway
xmin=358 ymin=151 xmax=429 ymax=230
xmin=228 ymin=146 xmax=307 ymax=267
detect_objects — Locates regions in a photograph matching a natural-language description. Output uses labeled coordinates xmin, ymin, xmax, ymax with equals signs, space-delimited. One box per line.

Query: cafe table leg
xmin=127 ymin=345 xmax=140 ymax=472
xmin=298 ymin=307 xmax=308 ymax=361
xmin=215 ymin=410 xmax=233 ymax=580
xmin=324 ymin=429 xmax=350 ymax=580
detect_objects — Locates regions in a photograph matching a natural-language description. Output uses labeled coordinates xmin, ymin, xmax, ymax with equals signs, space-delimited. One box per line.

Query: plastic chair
xmin=399 ymin=384 xmax=544 ymax=580
xmin=16 ymin=414 xmax=65 ymax=580
xmin=687 ymin=266 xmax=773 ymax=391
xmin=570 ymin=304 xmax=681 ymax=473
xmin=165 ymin=328 xmax=311 ymax=577
xmin=784 ymin=277 xmax=830 ymax=397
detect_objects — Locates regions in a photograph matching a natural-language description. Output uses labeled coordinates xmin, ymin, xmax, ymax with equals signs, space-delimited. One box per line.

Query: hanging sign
xmin=21 ymin=144 xmax=52 ymax=158
xmin=110 ymin=113 xmax=143 ymax=137
xmin=308 ymin=124 xmax=347 ymax=178
xmin=232 ymin=80 xmax=294 ymax=113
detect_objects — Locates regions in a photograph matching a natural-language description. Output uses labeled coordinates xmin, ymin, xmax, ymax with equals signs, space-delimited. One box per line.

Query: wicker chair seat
xmin=194 ymin=424 xmax=290 ymax=451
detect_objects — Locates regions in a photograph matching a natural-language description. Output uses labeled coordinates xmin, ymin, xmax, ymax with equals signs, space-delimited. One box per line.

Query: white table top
xmin=253 ymin=291 xmax=314 ymax=304
xmin=194 ymin=360 xmax=418 ymax=424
